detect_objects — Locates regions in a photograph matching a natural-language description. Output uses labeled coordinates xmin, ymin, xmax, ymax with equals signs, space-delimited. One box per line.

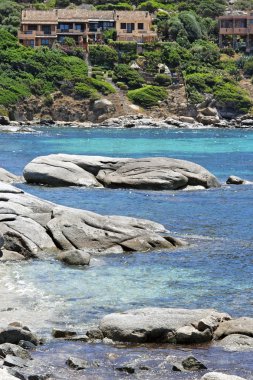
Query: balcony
xmin=219 ymin=27 xmax=248 ymax=34
xmin=57 ymin=28 xmax=85 ymax=35
xmin=18 ymin=30 xmax=56 ymax=39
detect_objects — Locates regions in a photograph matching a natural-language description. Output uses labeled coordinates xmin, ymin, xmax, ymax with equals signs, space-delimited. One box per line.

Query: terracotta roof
xmin=21 ymin=9 xmax=152 ymax=23
xmin=57 ymin=9 xmax=89 ymax=21
xmin=115 ymin=11 xmax=152 ymax=21
xmin=22 ymin=10 xmax=58 ymax=23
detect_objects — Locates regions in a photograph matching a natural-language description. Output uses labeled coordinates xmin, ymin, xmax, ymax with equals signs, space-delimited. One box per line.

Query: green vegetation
xmin=0 ymin=29 xmax=116 ymax=108
xmin=128 ymin=85 xmax=167 ymax=107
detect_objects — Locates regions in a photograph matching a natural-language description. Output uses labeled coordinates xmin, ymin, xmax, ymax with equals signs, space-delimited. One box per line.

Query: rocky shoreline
xmin=0 ymin=307 xmax=252 ymax=379
xmin=1 ymin=113 xmax=253 ymax=133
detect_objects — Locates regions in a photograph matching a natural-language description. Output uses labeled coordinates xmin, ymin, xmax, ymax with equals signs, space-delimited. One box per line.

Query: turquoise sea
xmin=0 ymin=127 xmax=252 ymax=379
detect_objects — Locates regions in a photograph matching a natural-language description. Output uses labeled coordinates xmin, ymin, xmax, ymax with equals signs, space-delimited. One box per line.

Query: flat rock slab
xmin=23 ymin=155 xmax=220 ymax=190
xmin=0 ymin=368 xmax=20 ymax=380
xmin=201 ymin=372 xmax=247 ymax=380
xmin=215 ymin=334 xmax=253 ymax=351
xmin=98 ymin=308 xmax=230 ymax=343
xmin=0 ymin=181 xmax=184 ymax=257
xmin=0 ymin=168 xmax=22 ymax=184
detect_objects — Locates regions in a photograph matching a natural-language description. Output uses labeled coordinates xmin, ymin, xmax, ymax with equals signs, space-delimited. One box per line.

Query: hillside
xmin=1 ymin=0 xmax=253 ymax=123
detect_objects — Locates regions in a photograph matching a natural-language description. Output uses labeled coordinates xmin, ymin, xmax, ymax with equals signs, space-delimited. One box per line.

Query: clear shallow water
xmin=0 ymin=127 xmax=253 ymax=379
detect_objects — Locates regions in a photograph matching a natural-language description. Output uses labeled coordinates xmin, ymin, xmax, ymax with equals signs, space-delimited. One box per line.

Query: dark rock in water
xmin=116 ymin=365 xmax=135 ymax=374
xmin=215 ymin=334 xmax=253 ymax=351
xmin=0 ymin=233 xmax=4 ymax=248
xmin=52 ymin=329 xmax=77 ymax=339
xmin=172 ymin=356 xmax=207 ymax=371
xmin=57 ymin=249 xmax=90 ymax=266
xmin=3 ymin=354 xmax=28 ymax=368
xmin=87 ymin=328 xmax=104 ymax=340
xmin=214 ymin=317 xmax=253 ymax=340
xmin=0 ymin=327 xmax=39 ymax=346
xmin=7 ymin=368 xmax=27 ymax=380
xmin=0 ymin=181 xmax=183 ymax=257
xmin=64 ymin=335 xmax=89 ymax=342
xmin=201 ymin=372 xmax=247 ymax=380
xmin=0 ymin=343 xmax=31 ymax=359
xmin=99 ymin=308 xmax=230 ymax=344
xmin=23 ymin=154 xmax=220 ymax=190
xmin=27 ymin=374 xmax=53 ymax=380
xmin=0 ymin=116 xmax=10 ymax=125
xmin=66 ymin=356 xmax=89 ymax=370
xmin=18 ymin=340 xmax=36 ymax=350
xmin=226 ymin=176 xmax=246 ymax=185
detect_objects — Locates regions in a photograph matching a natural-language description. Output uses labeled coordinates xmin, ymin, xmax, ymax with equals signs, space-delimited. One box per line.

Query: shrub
xmin=89 ymin=45 xmax=118 ymax=68
xmin=74 ymin=83 xmax=100 ymax=100
xmin=89 ymin=78 xmax=116 ymax=95
xmin=154 ymin=73 xmax=172 ymax=86
xmin=214 ymin=83 xmax=252 ymax=113
xmin=116 ymin=81 xmax=128 ymax=90
xmin=243 ymin=58 xmax=253 ymax=76
xmin=113 ymin=64 xmax=145 ymax=89
xmin=128 ymin=85 xmax=167 ymax=108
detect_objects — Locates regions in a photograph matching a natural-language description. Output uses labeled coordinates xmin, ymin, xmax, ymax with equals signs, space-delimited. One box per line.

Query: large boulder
xmin=98 ymin=308 xmax=230 ymax=344
xmin=23 ymin=155 xmax=220 ymax=190
xmin=214 ymin=317 xmax=253 ymax=340
xmin=0 ymin=181 xmax=184 ymax=257
xmin=0 ymin=326 xmax=39 ymax=345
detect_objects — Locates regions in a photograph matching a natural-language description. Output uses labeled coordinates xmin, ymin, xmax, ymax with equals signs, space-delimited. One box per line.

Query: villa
xmin=218 ymin=11 xmax=253 ymax=52
xmin=18 ymin=9 xmax=157 ymax=49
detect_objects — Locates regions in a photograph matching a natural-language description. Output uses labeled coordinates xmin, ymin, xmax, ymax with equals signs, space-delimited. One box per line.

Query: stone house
xmin=18 ymin=9 xmax=157 ymax=49
xmin=218 ymin=11 xmax=253 ymax=52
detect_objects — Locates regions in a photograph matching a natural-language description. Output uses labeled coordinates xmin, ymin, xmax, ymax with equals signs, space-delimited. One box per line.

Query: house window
xmin=59 ymin=24 xmax=70 ymax=32
xmin=126 ymin=23 xmax=135 ymax=33
xmin=26 ymin=40 xmax=34 ymax=47
xmin=42 ymin=25 xmax=51 ymax=35
xmin=121 ymin=23 xmax=126 ymax=29
xmin=138 ymin=23 xmax=144 ymax=30
xmin=75 ymin=24 xmax=83 ymax=31
xmin=41 ymin=39 xmax=49 ymax=46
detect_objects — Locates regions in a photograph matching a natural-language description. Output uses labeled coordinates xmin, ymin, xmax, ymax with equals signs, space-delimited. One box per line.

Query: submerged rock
xmin=52 ymin=329 xmax=77 ymax=339
xmin=0 ymin=181 xmax=184 ymax=257
xmin=23 ymin=154 xmax=220 ymax=190
xmin=171 ymin=355 xmax=207 ymax=371
xmin=98 ymin=308 xmax=230 ymax=344
xmin=66 ymin=356 xmax=89 ymax=370
xmin=57 ymin=249 xmax=91 ymax=266
xmin=226 ymin=176 xmax=246 ymax=185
